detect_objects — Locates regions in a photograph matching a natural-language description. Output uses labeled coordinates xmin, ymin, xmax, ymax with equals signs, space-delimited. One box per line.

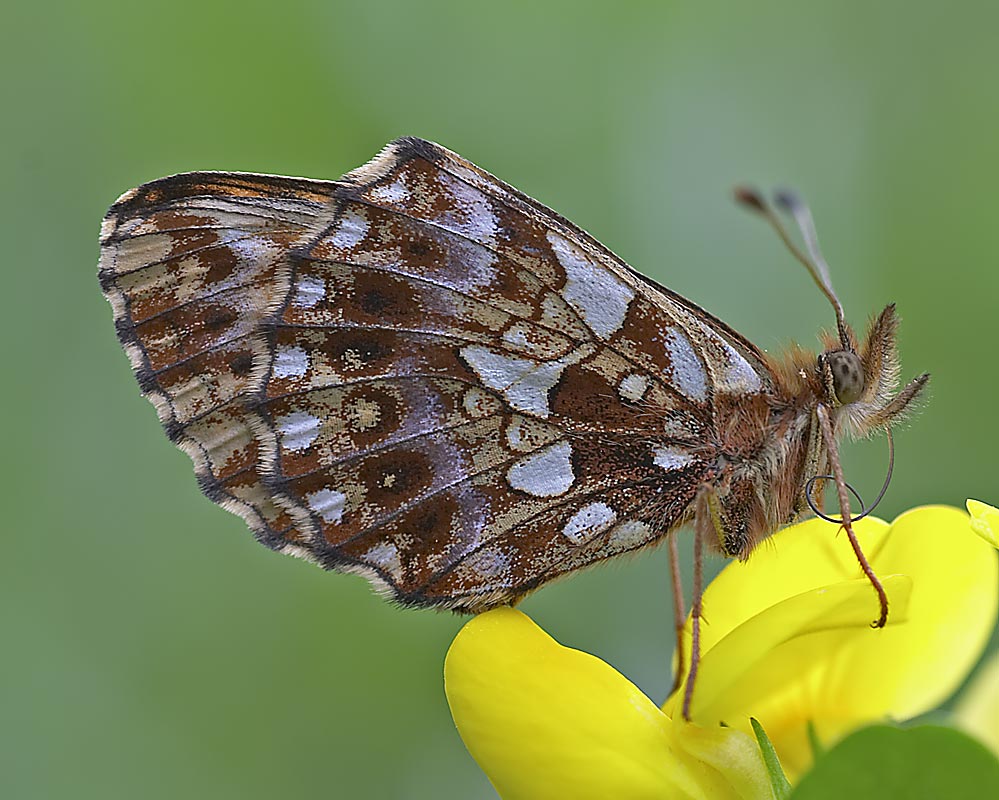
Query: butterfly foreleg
xmin=815 ymin=404 xmax=889 ymax=627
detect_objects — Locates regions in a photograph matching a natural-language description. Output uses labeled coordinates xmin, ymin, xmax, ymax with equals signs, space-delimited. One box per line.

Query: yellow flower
xmin=444 ymin=607 xmax=775 ymax=800
xmin=968 ymin=498 xmax=999 ymax=548
xmin=445 ymin=506 xmax=998 ymax=795
xmin=667 ymin=505 xmax=998 ymax=777
xmin=953 ymin=500 xmax=999 ymax=755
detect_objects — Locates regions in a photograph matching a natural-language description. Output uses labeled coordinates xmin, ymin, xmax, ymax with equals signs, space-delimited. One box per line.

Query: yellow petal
xmin=668 ymin=506 xmax=998 ymax=777
xmin=968 ymin=499 xmax=999 ymax=548
xmin=677 ymin=516 xmax=894 ymax=660
xmin=445 ymin=608 xmax=772 ymax=800
xmin=954 ymin=649 xmax=999 ymax=756
xmin=675 ymin=575 xmax=912 ymax=725
xmin=819 ymin=506 xmax=998 ymax=722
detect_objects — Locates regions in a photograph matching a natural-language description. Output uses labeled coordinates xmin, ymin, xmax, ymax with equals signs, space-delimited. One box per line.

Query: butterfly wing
xmin=99 ymin=172 xmax=338 ymax=549
xmin=100 ymin=139 xmax=776 ymax=611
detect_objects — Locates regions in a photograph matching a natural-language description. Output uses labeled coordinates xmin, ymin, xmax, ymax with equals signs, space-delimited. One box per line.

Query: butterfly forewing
xmin=101 ymin=138 xmax=775 ymax=611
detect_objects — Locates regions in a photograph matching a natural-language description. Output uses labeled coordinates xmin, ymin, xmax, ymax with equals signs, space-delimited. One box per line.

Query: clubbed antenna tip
xmin=773 ymin=189 xmax=803 ymax=214
xmin=733 ymin=186 xmax=766 ymax=213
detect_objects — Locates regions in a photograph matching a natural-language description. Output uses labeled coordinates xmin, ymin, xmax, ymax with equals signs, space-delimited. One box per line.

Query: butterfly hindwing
xmin=101 ymin=139 xmax=776 ymax=611
xmin=99 ymin=172 xmax=338 ymax=548
xmin=251 ymin=139 xmax=770 ymax=609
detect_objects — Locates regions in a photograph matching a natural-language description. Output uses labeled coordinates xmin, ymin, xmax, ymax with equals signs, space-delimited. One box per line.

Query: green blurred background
xmin=3 ymin=1 xmax=997 ymax=797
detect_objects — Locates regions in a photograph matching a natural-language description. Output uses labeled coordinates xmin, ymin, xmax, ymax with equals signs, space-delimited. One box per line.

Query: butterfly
xmin=99 ymin=137 xmax=927 ymax=716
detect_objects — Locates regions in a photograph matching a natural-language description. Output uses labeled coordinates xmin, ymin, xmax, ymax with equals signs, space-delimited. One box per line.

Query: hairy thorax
xmin=707 ymin=346 xmax=827 ymax=559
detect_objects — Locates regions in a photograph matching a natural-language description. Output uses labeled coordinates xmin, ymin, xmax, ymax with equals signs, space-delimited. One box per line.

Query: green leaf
xmin=789 ymin=724 xmax=999 ymax=800
xmin=751 ymin=717 xmax=792 ymax=800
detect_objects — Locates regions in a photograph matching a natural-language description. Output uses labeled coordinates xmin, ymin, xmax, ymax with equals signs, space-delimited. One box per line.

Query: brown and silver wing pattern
xmin=100 ymin=138 xmax=776 ymax=611
xmin=99 ymin=172 xmax=337 ymax=550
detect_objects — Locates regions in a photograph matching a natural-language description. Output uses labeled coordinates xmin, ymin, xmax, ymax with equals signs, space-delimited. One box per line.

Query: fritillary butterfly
xmin=99 ymin=138 xmax=927 ymax=715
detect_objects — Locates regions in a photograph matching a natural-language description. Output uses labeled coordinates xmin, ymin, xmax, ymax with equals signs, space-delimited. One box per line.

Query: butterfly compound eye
xmin=827 ymin=349 xmax=865 ymax=405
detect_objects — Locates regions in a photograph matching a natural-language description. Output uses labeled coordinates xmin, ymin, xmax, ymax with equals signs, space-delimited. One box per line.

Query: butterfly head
xmin=818 ymin=304 xmax=929 ymax=438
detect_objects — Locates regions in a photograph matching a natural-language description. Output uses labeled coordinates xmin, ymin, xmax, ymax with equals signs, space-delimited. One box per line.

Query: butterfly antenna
xmin=734 ymin=187 xmax=851 ymax=349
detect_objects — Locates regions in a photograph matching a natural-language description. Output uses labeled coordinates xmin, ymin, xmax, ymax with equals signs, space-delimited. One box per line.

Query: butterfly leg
xmin=816 ymin=404 xmax=889 ymax=627
xmin=683 ymin=492 xmax=714 ymax=720
xmin=681 ymin=490 xmax=718 ymax=721
xmin=668 ymin=533 xmax=686 ymax=696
